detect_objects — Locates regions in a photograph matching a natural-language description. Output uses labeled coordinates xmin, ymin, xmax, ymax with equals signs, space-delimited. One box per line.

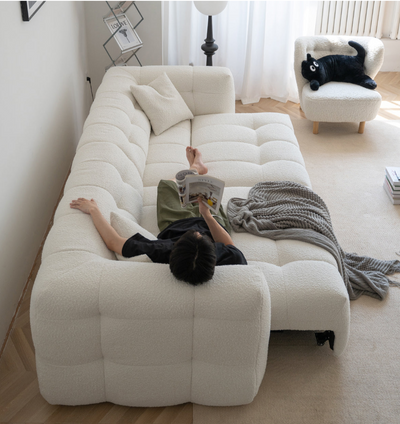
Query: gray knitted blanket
xmin=227 ymin=181 xmax=400 ymax=300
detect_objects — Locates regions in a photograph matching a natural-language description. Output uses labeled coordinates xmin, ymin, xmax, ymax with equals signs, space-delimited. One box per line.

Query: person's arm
xmin=123 ymin=234 xmax=173 ymax=263
xmin=70 ymin=198 xmax=127 ymax=255
xmin=197 ymin=197 xmax=234 ymax=246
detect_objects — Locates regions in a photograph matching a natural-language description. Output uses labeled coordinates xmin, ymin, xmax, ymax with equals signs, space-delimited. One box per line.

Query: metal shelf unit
xmin=103 ymin=1 xmax=144 ymax=70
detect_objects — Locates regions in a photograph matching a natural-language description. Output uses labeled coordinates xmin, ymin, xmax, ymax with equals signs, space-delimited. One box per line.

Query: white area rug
xmin=194 ymin=119 xmax=400 ymax=424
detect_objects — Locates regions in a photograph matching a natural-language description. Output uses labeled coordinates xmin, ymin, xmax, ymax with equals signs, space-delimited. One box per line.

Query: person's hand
xmin=197 ymin=196 xmax=211 ymax=217
xmin=70 ymin=198 xmax=98 ymax=215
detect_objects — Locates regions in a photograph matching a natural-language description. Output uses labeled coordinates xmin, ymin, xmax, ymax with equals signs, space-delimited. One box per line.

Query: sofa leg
xmin=315 ymin=331 xmax=335 ymax=350
xmin=313 ymin=122 xmax=319 ymax=134
xmin=358 ymin=122 xmax=366 ymax=134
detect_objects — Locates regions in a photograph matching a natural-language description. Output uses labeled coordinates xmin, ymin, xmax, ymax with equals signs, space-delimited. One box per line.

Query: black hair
xmin=169 ymin=230 xmax=217 ymax=286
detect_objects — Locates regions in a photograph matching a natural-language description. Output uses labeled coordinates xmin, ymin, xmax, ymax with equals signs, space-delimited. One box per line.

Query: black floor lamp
xmin=194 ymin=1 xmax=228 ymax=66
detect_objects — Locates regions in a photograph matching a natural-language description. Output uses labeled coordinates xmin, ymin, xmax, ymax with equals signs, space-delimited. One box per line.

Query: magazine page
xmin=185 ymin=175 xmax=225 ymax=214
xmin=175 ymin=169 xmax=196 ymax=208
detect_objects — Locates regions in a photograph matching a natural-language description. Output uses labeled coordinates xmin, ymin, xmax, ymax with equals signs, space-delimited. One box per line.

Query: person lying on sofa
xmin=70 ymin=147 xmax=247 ymax=286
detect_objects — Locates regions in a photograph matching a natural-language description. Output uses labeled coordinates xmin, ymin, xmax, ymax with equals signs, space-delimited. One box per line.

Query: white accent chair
xmin=294 ymin=36 xmax=384 ymax=134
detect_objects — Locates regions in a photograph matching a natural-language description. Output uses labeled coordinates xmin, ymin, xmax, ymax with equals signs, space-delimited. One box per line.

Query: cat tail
xmin=348 ymin=41 xmax=365 ymax=63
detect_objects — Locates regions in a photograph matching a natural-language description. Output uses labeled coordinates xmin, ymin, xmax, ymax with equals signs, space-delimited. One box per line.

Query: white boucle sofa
xmin=31 ymin=66 xmax=350 ymax=408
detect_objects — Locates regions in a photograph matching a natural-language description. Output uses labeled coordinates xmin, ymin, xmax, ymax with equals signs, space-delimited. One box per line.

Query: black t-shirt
xmin=122 ymin=217 xmax=247 ymax=266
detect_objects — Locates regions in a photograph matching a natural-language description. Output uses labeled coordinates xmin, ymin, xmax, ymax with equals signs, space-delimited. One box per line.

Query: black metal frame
xmin=20 ymin=1 xmax=45 ymax=22
xmin=103 ymin=1 xmax=144 ymax=68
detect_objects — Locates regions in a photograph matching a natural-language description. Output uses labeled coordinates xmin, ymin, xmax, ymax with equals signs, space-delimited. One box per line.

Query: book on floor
xmin=383 ymin=178 xmax=400 ymax=204
xmin=385 ymin=166 xmax=400 ymax=187
xmin=175 ymin=170 xmax=225 ymax=214
xmin=385 ymin=175 xmax=400 ymax=193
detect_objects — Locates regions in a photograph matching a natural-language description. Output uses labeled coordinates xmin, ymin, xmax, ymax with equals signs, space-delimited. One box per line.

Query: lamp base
xmin=201 ymin=15 xmax=218 ymax=66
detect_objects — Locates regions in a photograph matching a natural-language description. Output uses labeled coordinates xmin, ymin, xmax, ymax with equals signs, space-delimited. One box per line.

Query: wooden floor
xmin=0 ymin=72 xmax=399 ymax=424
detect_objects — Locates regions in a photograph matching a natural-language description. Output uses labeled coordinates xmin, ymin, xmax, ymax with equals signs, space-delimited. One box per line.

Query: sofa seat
xmin=192 ymin=112 xmax=311 ymax=187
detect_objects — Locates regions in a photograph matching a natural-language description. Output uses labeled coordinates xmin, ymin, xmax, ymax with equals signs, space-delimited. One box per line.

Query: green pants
xmin=157 ymin=180 xmax=231 ymax=234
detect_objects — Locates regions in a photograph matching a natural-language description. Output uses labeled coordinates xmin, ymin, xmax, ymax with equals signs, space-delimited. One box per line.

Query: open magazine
xmin=175 ymin=170 xmax=225 ymax=215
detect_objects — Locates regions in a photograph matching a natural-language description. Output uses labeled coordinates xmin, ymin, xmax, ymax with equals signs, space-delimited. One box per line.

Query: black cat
xmin=301 ymin=41 xmax=377 ymax=91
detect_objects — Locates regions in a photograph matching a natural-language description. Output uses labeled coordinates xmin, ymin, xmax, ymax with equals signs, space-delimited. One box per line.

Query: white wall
xmin=0 ymin=2 xmax=91 ymax=346
xmin=381 ymin=39 xmax=400 ymax=72
xmin=378 ymin=0 xmax=400 ymax=72
xmin=84 ymin=1 xmax=162 ymax=95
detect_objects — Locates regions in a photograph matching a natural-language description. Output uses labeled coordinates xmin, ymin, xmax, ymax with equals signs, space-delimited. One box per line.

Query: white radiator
xmin=315 ymin=1 xmax=400 ymax=40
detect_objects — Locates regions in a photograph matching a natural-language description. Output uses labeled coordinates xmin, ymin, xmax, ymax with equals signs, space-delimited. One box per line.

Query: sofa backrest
xmin=96 ymin=65 xmax=235 ymax=117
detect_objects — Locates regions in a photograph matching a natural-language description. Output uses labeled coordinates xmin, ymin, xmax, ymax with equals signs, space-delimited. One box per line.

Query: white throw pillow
xmin=110 ymin=211 xmax=156 ymax=262
xmin=130 ymin=72 xmax=194 ymax=136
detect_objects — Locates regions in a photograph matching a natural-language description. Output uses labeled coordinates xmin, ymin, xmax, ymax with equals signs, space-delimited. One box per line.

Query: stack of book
xmin=383 ymin=166 xmax=400 ymax=204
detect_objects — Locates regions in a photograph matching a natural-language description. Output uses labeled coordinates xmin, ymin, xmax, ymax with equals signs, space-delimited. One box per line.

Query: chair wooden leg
xmin=313 ymin=122 xmax=319 ymax=134
xmin=358 ymin=122 xmax=366 ymax=134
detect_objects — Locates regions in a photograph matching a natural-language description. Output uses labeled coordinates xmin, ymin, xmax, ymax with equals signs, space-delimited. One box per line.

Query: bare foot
xmin=191 ymin=148 xmax=208 ymax=175
xmin=186 ymin=146 xmax=195 ymax=167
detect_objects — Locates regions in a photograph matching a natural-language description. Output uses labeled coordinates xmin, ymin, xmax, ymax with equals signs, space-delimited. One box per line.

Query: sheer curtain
xmin=162 ymin=1 xmax=318 ymax=104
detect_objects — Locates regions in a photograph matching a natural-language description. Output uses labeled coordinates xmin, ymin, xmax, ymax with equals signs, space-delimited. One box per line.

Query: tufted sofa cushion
xmin=192 ymin=112 xmax=311 ymax=187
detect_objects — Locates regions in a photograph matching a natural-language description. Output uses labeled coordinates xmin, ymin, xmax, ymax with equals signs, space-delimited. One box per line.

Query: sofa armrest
xmin=31 ymin=258 xmax=271 ymax=406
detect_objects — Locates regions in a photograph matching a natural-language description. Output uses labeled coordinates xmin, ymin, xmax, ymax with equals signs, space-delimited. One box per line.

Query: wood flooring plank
xmin=115 ymin=406 xmax=147 ymax=424
xmin=0 ymin=376 xmax=39 ymax=422
xmin=14 ymin=309 xmax=30 ymax=329
xmin=0 ymin=339 xmax=26 ymax=373
xmin=258 ymin=97 xmax=281 ymax=108
xmin=6 ymin=392 xmax=46 ymax=424
xmin=0 ymin=357 xmax=9 ymax=373
xmin=0 ymin=371 xmax=26 ymax=397
xmin=22 ymin=324 xmax=35 ymax=355
xmin=24 ymin=399 xmax=59 ymax=424
xmin=235 ymin=104 xmax=253 ymax=114
xmin=56 ymin=404 xmax=100 ymax=424
xmin=170 ymin=403 xmax=193 ymax=424
xmin=0 ymin=372 xmax=36 ymax=407
xmin=78 ymin=403 xmax=115 ymax=424
xmin=131 ymin=407 xmax=164 ymax=424
xmin=98 ymin=404 xmax=131 ymax=424
xmin=152 ymin=405 xmax=186 ymax=424
xmin=42 ymin=405 xmax=76 ymax=424
xmin=16 ymin=295 xmax=31 ymax=320
xmin=10 ymin=328 xmax=36 ymax=372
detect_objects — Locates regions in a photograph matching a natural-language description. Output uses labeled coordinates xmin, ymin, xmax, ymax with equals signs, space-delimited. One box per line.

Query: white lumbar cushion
xmin=130 ymin=72 xmax=194 ymax=136
xmin=110 ymin=211 xmax=156 ymax=262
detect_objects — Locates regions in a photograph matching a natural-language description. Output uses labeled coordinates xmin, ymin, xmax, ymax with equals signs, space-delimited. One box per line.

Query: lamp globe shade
xmin=194 ymin=1 xmax=228 ymax=16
